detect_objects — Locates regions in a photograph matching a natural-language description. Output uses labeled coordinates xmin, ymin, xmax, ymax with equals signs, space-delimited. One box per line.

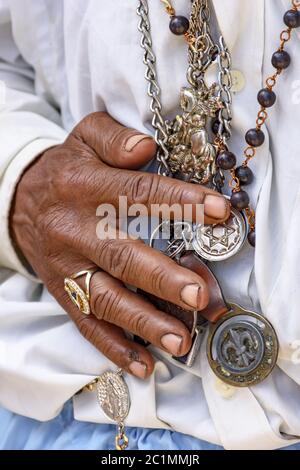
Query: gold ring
xmin=64 ymin=269 xmax=98 ymax=315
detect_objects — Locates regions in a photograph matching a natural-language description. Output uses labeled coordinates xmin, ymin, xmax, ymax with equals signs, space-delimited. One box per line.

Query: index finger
xmin=83 ymin=164 xmax=231 ymax=225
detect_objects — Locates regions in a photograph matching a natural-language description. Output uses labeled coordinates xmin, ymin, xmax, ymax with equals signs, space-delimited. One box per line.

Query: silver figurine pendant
xmin=166 ymin=83 xmax=222 ymax=185
xmin=207 ymin=304 xmax=279 ymax=387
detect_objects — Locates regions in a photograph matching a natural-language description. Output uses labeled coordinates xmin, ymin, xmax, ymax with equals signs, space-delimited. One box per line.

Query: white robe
xmin=0 ymin=0 xmax=300 ymax=449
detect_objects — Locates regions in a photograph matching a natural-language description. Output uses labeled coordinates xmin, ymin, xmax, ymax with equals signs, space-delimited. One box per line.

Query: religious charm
xmin=166 ymin=83 xmax=222 ymax=185
xmin=150 ymin=220 xmax=194 ymax=260
xmin=137 ymin=0 xmax=300 ymax=391
xmin=207 ymin=304 xmax=279 ymax=387
xmin=150 ymin=207 xmax=247 ymax=263
xmin=192 ymin=207 xmax=247 ymax=262
xmin=97 ymin=370 xmax=131 ymax=451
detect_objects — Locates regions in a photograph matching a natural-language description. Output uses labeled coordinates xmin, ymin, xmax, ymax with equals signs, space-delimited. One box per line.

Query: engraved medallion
xmin=150 ymin=211 xmax=246 ymax=263
xmin=96 ymin=371 xmax=130 ymax=423
xmin=192 ymin=208 xmax=247 ymax=262
xmin=207 ymin=304 xmax=279 ymax=387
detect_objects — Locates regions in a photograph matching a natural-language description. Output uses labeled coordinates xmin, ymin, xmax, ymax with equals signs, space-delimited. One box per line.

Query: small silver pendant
xmin=192 ymin=208 xmax=247 ymax=262
xmin=207 ymin=304 xmax=279 ymax=387
xmin=150 ymin=209 xmax=247 ymax=263
xmin=96 ymin=370 xmax=130 ymax=423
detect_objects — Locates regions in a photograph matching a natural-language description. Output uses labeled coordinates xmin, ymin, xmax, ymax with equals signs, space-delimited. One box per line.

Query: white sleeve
xmin=0 ymin=1 xmax=68 ymax=278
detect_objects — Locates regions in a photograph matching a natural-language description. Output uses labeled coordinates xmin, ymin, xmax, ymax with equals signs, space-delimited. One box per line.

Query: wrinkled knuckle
xmin=74 ymin=112 xmax=100 ymax=134
xmin=149 ymin=264 xmax=168 ymax=296
xmin=127 ymin=174 xmax=159 ymax=205
xmin=130 ymin=311 xmax=150 ymax=338
xmin=162 ymin=181 xmax=184 ymax=206
xmin=92 ymin=287 xmax=122 ymax=322
xmin=99 ymin=240 xmax=136 ymax=279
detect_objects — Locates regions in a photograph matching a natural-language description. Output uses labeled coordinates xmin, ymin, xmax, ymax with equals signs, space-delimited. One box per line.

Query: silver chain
xmin=216 ymin=36 xmax=232 ymax=145
xmin=187 ymin=0 xmax=217 ymax=87
xmin=137 ymin=0 xmax=170 ymax=176
xmin=137 ymin=0 xmax=233 ymax=180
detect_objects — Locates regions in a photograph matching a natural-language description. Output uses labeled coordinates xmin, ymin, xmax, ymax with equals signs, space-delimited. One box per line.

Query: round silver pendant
xmin=192 ymin=208 xmax=247 ymax=262
xmin=150 ymin=220 xmax=194 ymax=259
xmin=207 ymin=304 xmax=279 ymax=387
xmin=96 ymin=371 xmax=130 ymax=423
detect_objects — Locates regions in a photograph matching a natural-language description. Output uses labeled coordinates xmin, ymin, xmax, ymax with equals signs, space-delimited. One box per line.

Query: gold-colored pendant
xmin=166 ymin=81 xmax=222 ymax=185
xmin=207 ymin=304 xmax=279 ymax=387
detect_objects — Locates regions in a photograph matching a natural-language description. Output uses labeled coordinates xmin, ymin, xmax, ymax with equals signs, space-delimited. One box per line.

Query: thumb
xmin=75 ymin=111 xmax=157 ymax=170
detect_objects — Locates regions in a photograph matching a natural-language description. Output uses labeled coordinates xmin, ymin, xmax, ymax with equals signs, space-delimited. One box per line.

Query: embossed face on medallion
xmin=97 ymin=371 xmax=130 ymax=423
xmin=192 ymin=208 xmax=247 ymax=262
xmin=207 ymin=305 xmax=279 ymax=387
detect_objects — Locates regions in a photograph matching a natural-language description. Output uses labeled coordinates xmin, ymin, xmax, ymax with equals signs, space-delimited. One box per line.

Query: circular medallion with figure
xmin=207 ymin=305 xmax=279 ymax=387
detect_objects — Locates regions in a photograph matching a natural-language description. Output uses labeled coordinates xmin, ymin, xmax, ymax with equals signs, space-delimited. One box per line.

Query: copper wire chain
xmin=230 ymin=0 xmax=299 ymax=229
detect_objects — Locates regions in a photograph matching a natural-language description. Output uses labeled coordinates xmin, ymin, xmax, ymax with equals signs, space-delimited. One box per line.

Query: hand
xmin=11 ymin=112 xmax=230 ymax=379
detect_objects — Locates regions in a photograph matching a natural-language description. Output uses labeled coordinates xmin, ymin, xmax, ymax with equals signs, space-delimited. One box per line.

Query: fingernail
xmin=204 ymin=195 xmax=229 ymax=219
xmin=129 ymin=361 xmax=147 ymax=379
xmin=161 ymin=334 xmax=183 ymax=356
xmin=124 ymin=134 xmax=154 ymax=152
xmin=181 ymin=284 xmax=205 ymax=310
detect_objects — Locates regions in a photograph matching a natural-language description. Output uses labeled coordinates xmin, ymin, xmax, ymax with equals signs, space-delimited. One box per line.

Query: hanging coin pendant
xmin=192 ymin=208 xmax=247 ymax=262
xmin=96 ymin=371 xmax=131 ymax=423
xmin=207 ymin=304 xmax=279 ymax=387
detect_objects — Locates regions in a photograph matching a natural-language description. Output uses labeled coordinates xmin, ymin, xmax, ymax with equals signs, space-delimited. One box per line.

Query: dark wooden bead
xmin=245 ymin=128 xmax=265 ymax=147
xmin=284 ymin=9 xmax=300 ymax=28
xmin=248 ymin=230 xmax=256 ymax=247
xmin=257 ymin=88 xmax=276 ymax=108
xmin=236 ymin=166 xmax=254 ymax=186
xmin=272 ymin=50 xmax=291 ymax=69
xmin=231 ymin=190 xmax=250 ymax=210
xmin=217 ymin=151 xmax=237 ymax=170
xmin=169 ymin=16 xmax=190 ymax=35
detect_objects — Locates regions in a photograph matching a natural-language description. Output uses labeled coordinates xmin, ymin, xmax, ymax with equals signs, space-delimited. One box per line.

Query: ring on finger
xmin=64 ymin=269 xmax=98 ymax=315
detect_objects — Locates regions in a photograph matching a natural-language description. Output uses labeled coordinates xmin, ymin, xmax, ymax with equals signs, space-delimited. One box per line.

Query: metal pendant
xmin=150 ymin=220 xmax=194 ymax=260
xmin=166 ymin=83 xmax=222 ymax=185
xmin=192 ymin=207 xmax=247 ymax=262
xmin=150 ymin=209 xmax=247 ymax=263
xmin=207 ymin=304 xmax=279 ymax=387
xmin=96 ymin=370 xmax=130 ymax=424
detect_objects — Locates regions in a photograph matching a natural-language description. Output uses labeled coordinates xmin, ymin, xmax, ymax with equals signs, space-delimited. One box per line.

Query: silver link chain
xmin=217 ymin=36 xmax=233 ymax=145
xmin=137 ymin=0 xmax=170 ymax=176
xmin=187 ymin=0 xmax=217 ymax=87
xmin=137 ymin=0 xmax=233 ymax=181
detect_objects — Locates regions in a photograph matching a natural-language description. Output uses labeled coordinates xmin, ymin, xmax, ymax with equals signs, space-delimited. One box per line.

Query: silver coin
xmin=96 ymin=371 xmax=130 ymax=423
xmin=192 ymin=208 xmax=247 ymax=262
xmin=207 ymin=304 xmax=279 ymax=387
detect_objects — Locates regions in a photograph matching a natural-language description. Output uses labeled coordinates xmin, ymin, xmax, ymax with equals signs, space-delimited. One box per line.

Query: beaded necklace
xmin=88 ymin=2 xmax=300 ymax=451
xmin=159 ymin=0 xmax=300 ymax=248
xmin=134 ymin=0 xmax=299 ymax=387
